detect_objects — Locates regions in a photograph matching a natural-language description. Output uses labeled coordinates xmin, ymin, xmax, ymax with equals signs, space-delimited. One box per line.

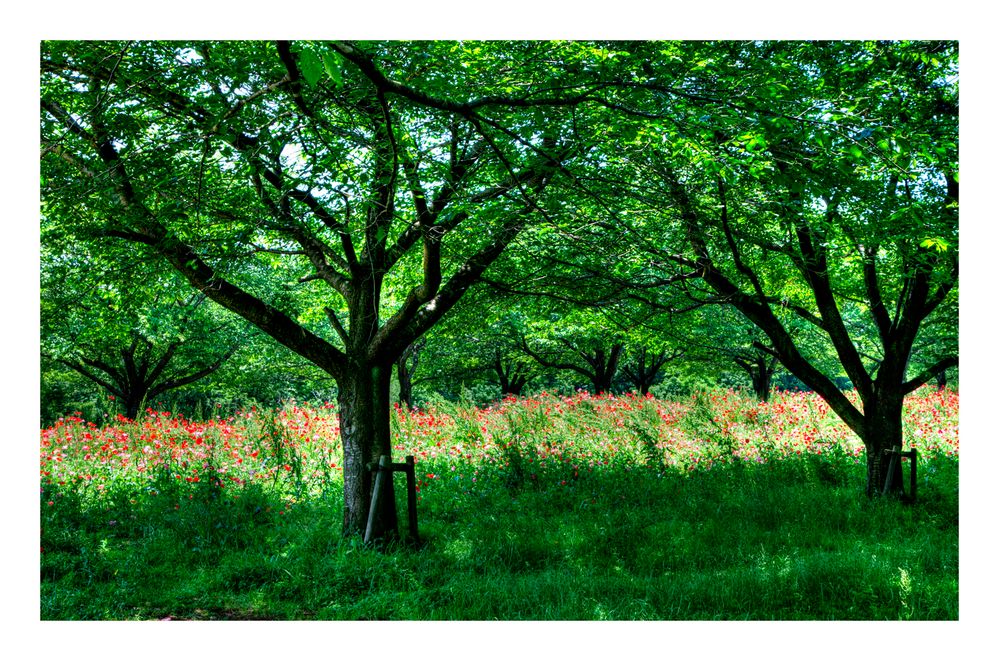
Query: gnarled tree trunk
xmin=338 ymin=361 xmax=398 ymax=538
xmin=861 ymin=391 xmax=907 ymax=497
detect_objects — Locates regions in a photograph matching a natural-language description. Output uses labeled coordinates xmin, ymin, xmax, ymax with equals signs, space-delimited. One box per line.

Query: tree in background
xmin=521 ymin=335 xmax=624 ymax=394
xmin=41 ymin=240 xmax=242 ymax=419
xmin=622 ymin=346 xmax=686 ymax=396
xmin=395 ymin=339 xmax=424 ymax=410
xmin=621 ymin=41 xmax=959 ymax=496
xmin=493 ymin=347 xmax=531 ymax=397
xmin=395 ymin=296 xmax=538 ymax=404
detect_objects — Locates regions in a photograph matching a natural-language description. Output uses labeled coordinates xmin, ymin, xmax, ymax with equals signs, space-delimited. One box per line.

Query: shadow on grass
xmin=40 ymin=453 xmax=958 ymax=620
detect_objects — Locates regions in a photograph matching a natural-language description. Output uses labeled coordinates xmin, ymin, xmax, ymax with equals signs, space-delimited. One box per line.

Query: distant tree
xmin=41 ymin=242 xmax=241 ymax=419
xmin=55 ymin=329 xmax=236 ymax=420
xmin=493 ymin=348 xmax=530 ymax=396
xmin=520 ymin=334 xmax=624 ymax=394
xmin=621 ymin=346 xmax=685 ymax=396
xmin=731 ymin=347 xmax=779 ymax=402
xmin=395 ymin=339 xmax=424 ymax=410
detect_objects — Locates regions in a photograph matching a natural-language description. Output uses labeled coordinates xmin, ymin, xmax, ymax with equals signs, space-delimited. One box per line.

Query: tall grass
xmin=40 ymin=388 xmax=959 ymax=620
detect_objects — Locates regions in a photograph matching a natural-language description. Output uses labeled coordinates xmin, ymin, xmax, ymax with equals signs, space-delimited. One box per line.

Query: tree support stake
xmin=882 ymin=447 xmax=918 ymax=503
xmin=364 ymin=455 xmax=419 ymax=544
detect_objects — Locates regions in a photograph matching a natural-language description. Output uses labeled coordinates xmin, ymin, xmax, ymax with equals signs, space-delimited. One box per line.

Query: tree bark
xmin=862 ymin=391 xmax=906 ymax=497
xmin=338 ymin=361 xmax=399 ymax=538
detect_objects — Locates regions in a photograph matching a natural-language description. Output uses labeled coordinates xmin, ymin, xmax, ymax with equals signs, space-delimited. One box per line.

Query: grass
xmin=39 ymin=388 xmax=959 ymax=620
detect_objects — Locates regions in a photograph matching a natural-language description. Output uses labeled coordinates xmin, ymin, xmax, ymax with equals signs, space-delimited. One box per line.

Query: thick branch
xmin=59 ymin=358 xmax=124 ymax=397
xmin=148 ymin=346 xmax=238 ymax=399
xmin=902 ymin=356 xmax=958 ymax=395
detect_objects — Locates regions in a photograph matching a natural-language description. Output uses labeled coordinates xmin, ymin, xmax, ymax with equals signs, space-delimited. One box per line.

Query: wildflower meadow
xmin=40 ymin=386 xmax=958 ymax=620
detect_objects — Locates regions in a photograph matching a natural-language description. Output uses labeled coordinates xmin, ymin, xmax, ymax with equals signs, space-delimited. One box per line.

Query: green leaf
xmin=322 ymin=51 xmax=343 ymax=88
xmin=298 ymin=50 xmax=323 ymax=88
xmin=920 ymin=237 xmax=949 ymax=252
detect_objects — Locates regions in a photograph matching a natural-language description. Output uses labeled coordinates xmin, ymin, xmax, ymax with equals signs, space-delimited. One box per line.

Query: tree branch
xmin=902 ymin=356 xmax=958 ymax=394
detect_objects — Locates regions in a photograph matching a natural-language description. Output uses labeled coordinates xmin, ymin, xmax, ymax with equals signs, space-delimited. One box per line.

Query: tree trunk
xmin=935 ymin=368 xmax=947 ymax=391
xmin=626 ymin=349 xmax=655 ymax=395
xmin=590 ymin=344 xmax=623 ymax=394
xmin=122 ymin=389 xmax=147 ymax=420
xmin=337 ymin=362 xmax=399 ymax=539
xmin=395 ymin=340 xmax=423 ymax=410
xmin=397 ymin=356 xmax=414 ymax=410
xmin=735 ymin=352 xmax=776 ymax=403
xmin=751 ymin=358 xmax=774 ymax=403
xmin=862 ymin=393 xmax=906 ymax=498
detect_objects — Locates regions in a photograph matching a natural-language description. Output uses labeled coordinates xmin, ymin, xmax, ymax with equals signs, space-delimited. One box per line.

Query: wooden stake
xmin=405 ymin=455 xmax=419 ymax=542
xmin=363 ymin=455 xmax=391 ymax=544
xmin=882 ymin=447 xmax=900 ymax=496
xmin=907 ymin=448 xmax=918 ymax=504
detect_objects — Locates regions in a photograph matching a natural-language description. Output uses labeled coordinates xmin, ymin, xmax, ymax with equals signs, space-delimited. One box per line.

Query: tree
xmin=623 ymin=41 xmax=959 ymax=496
xmin=40 ymin=40 xmax=641 ymax=538
xmin=621 ymin=346 xmax=685 ymax=396
xmin=664 ymin=304 xmax=790 ymax=401
xmin=53 ymin=329 xmax=236 ymax=420
xmin=41 ymin=240 xmax=240 ymax=419
xmin=395 ymin=339 xmax=424 ymax=410
xmin=519 ymin=332 xmax=625 ymax=395
xmin=411 ymin=300 xmax=538 ymax=401
xmin=493 ymin=347 xmax=531 ymax=397
xmin=731 ymin=347 xmax=779 ymax=402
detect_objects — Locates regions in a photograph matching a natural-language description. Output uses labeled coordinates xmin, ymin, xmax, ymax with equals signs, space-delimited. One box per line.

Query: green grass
xmin=40 ymin=451 xmax=958 ymax=620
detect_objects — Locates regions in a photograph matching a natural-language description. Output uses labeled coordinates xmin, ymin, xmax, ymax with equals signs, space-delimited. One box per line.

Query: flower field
xmin=40 ymin=386 xmax=960 ymax=621
xmin=40 ymin=386 xmax=959 ymax=507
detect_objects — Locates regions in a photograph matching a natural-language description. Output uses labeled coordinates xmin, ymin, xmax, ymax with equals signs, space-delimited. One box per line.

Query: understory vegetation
xmin=40 ymin=387 xmax=958 ymax=620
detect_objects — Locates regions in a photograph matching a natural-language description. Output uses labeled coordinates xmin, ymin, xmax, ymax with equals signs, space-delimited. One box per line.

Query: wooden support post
xmin=405 ymin=455 xmax=419 ymax=543
xmin=364 ymin=455 xmax=391 ymax=544
xmin=881 ymin=447 xmax=918 ymax=504
xmin=906 ymin=448 xmax=918 ymax=504
xmin=882 ymin=448 xmax=900 ymax=497
xmin=363 ymin=455 xmax=420 ymax=544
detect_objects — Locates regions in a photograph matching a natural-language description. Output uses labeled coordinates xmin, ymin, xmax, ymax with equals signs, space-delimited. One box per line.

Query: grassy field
xmin=39 ymin=387 xmax=959 ymax=620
